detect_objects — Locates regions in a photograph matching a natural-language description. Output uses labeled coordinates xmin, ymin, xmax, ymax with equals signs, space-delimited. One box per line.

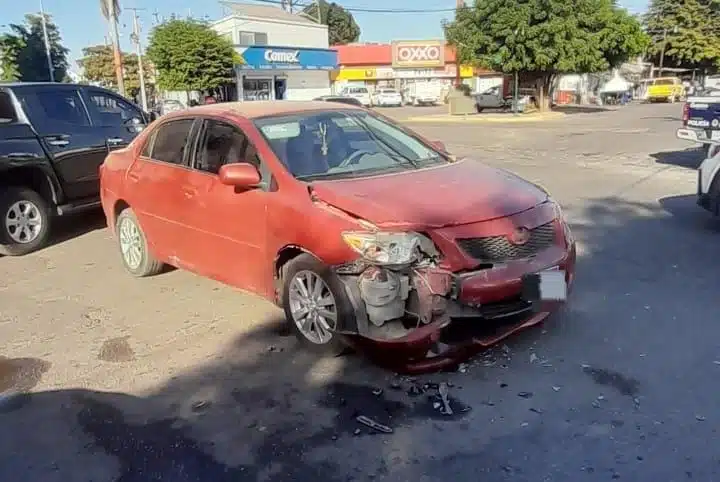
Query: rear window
xmin=0 ymin=92 xmax=17 ymax=124
xmin=653 ymin=79 xmax=675 ymax=86
xmin=149 ymin=119 xmax=195 ymax=164
xmin=350 ymin=87 xmax=368 ymax=94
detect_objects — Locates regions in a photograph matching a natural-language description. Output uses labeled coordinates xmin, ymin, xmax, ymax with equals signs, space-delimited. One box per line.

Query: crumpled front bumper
xmin=353 ymin=242 xmax=577 ymax=374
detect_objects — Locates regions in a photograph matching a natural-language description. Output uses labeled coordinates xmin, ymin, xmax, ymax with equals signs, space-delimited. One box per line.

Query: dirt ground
xmin=1 ymin=102 xmax=718 ymax=482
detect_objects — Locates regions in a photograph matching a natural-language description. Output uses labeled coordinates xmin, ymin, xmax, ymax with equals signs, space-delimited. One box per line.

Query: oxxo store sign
xmin=392 ymin=40 xmax=445 ymax=68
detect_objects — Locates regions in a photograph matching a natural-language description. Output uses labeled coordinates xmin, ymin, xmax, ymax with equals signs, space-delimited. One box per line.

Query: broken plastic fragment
xmin=356 ymin=415 xmax=393 ymax=433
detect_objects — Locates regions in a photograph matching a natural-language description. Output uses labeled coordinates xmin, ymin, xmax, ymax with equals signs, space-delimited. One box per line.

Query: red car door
xmin=178 ymin=117 xmax=269 ymax=294
xmin=125 ymin=118 xmax=198 ymax=264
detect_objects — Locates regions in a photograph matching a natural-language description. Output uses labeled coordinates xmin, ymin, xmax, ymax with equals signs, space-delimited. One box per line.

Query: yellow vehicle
xmin=646 ymin=77 xmax=685 ymax=103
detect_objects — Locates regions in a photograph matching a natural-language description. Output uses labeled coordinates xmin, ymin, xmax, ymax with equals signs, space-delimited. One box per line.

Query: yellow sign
xmin=459 ymin=65 xmax=473 ymax=78
xmin=332 ymin=67 xmax=377 ymax=81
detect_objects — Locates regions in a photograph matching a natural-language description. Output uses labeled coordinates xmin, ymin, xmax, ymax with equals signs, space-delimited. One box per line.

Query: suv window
xmin=149 ymin=119 xmax=195 ymax=165
xmin=0 ymin=92 xmax=17 ymax=124
xmin=87 ymin=90 xmax=143 ymax=126
xmin=195 ymin=120 xmax=260 ymax=175
xmin=17 ymin=89 xmax=90 ymax=127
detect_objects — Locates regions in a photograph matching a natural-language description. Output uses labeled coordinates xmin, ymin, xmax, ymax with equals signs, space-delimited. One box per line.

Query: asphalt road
xmin=1 ymin=102 xmax=718 ymax=482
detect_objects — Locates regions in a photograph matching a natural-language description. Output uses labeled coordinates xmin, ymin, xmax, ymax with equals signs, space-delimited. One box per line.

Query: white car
xmin=339 ymin=86 xmax=371 ymax=107
xmin=372 ymin=88 xmax=403 ymax=107
xmin=677 ymin=128 xmax=720 ymax=215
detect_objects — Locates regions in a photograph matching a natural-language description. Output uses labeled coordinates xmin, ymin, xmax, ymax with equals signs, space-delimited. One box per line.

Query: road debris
xmin=457 ymin=363 xmax=468 ymax=373
xmin=517 ymin=391 xmax=533 ymax=399
xmin=372 ymin=388 xmax=383 ymax=396
xmin=529 ymin=353 xmax=539 ymax=364
xmin=438 ymin=382 xmax=454 ymax=415
xmin=356 ymin=415 xmax=393 ymax=433
xmin=552 ymin=386 xmax=561 ymax=392
xmin=695 ymin=415 xmax=706 ymax=422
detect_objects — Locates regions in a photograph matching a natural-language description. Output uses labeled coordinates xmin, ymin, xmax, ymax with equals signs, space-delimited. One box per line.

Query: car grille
xmin=456 ymin=222 xmax=556 ymax=262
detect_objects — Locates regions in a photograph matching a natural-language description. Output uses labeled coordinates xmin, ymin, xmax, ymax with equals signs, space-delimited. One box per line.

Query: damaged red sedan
xmin=99 ymin=101 xmax=576 ymax=372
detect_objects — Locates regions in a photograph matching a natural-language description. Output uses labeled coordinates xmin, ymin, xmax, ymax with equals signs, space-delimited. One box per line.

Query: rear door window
xmin=15 ymin=88 xmax=90 ymax=130
xmin=149 ymin=119 xmax=195 ymax=165
xmin=194 ymin=120 xmax=261 ymax=175
xmin=0 ymin=92 xmax=17 ymax=124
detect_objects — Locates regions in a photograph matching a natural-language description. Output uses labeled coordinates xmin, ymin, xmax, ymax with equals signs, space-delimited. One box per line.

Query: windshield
xmin=254 ymin=110 xmax=448 ymax=181
xmin=653 ymin=79 xmax=675 ymax=86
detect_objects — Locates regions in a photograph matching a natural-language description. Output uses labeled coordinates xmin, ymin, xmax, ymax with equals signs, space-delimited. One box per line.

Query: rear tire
xmin=281 ymin=254 xmax=351 ymax=356
xmin=0 ymin=187 xmax=52 ymax=256
xmin=116 ymin=208 xmax=164 ymax=277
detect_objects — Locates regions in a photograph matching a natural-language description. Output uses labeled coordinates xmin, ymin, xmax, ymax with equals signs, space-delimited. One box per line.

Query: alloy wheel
xmin=288 ymin=270 xmax=338 ymax=344
xmin=4 ymin=201 xmax=42 ymax=244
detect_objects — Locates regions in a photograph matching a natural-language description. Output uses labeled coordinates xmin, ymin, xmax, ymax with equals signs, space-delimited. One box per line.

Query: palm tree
xmin=100 ymin=0 xmax=125 ymax=95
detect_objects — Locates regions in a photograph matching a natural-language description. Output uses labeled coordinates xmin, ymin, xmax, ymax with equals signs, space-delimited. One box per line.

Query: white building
xmin=211 ymin=3 xmax=338 ymax=101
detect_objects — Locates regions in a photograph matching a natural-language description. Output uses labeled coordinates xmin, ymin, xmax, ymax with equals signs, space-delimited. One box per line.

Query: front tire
xmin=116 ymin=208 xmax=164 ymax=277
xmin=281 ymin=254 xmax=351 ymax=356
xmin=0 ymin=187 xmax=52 ymax=256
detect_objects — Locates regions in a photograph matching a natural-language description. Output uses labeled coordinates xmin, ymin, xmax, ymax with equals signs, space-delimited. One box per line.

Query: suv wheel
xmin=0 ymin=187 xmax=51 ymax=256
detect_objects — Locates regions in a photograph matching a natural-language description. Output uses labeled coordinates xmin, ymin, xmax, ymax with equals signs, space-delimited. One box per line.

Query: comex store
xmin=236 ymin=46 xmax=338 ymax=101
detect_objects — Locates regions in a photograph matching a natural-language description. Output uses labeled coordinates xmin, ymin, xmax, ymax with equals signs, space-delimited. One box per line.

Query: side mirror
xmin=429 ymin=140 xmax=447 ymax=152
xmin=218 ymin=162 xmax=261 ymax=188
xmin=677 ymin=128 xmax=720 ymax=145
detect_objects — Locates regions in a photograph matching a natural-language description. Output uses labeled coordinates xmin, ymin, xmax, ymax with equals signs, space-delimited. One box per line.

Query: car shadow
xmin=47 ymin=209 xmax=108 ymax=249
xmin=649 ymin=147 xmax=705 ymax=169
xmin=552 ymin=105 xmax=616 ymax=114
xmin=3 ymin=195 xmax=720 ymax=481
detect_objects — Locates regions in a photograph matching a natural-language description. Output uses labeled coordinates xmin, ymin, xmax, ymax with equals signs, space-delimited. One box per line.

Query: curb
xmin=404 ymin=111 xmax=566 ymax=124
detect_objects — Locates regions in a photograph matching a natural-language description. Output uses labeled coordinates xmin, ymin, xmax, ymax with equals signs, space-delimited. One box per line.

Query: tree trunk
xmin=536 ymin=74 xmax=555 ymax=112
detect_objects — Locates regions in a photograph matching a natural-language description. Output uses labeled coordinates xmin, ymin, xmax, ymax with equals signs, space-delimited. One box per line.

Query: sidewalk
xmin=405 ymin=111 xmax=566 ymax=124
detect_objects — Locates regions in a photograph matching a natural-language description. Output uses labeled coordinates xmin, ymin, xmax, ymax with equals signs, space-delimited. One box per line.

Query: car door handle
xmin=46 ymin=137 xmax=69 ymax=147
xmin=7 ymin=152 xmax=41 ymax=159
xmin=107 ymin=137 xmax=125 ymax=145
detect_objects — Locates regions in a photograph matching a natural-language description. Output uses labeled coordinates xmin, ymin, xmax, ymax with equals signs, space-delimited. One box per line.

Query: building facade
xmin=211 ymin=3 xmax=337 ymax=101
xmin=331 ymin=41 xmax=499 ymax=93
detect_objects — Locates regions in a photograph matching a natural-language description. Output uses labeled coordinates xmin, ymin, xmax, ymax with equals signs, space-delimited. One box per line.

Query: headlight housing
xmin=341 ymin=231 xmax=436 ymax=265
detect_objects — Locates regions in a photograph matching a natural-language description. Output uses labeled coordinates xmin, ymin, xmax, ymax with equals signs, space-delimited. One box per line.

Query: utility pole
xmin=39 ymin=0 xmax=55 ymax=82
xmin=106 ymin=0 xmax=125 ymax=96
xmin=454 ymin=0 xmax=463 ymax=88
xmin=658 ymin=26 xmax=678 ymax=78
xmin=128 ymin=8 xmax=148 ymax=111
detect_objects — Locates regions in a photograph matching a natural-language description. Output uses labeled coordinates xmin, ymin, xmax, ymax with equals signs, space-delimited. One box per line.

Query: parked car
xmin=371 ymin=88 xmax=403 ymax=107
xmin=100 ymin=101 xmax=576 ymax=371
xmin=339 ymin=86 xmax=372 ymax=107
xmin=158 ymin=99 xmax=185 ymax=116
xmin=646 ymin=77 xmax=685 ymax=103
xmin=313 ymin=95 xmax=364 ymax=107
xmin=0 ymin=82 xmax=154 ymax=255
xmin=474 ymin=85 xmax=510 ymax=112
xmin=403 ymin=82 xmax=443 ymax=106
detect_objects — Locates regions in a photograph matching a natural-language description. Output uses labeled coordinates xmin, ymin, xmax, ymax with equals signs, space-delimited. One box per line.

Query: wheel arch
xmin=0 ymin=166 xmax=59 ymax=207
xmin=273 ymin=245 xmax=320 ymax=303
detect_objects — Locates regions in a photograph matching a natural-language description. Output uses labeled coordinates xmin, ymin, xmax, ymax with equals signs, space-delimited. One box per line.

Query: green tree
xmin=5 ymin=13 xmax=69 ymax=82
xmin=444 ymin=0 xmax=649 ymax=110
xmin=78 ymin=45 xmax=155 ymax=98
xmin=146 ymin=19 xmax=239 ymax=92
xmin=302 ymin=0 xmax=360 ymax=45
xmin=643 ymin=0 xmax=720 ymax=72
xmin=0 ymin=33 xmax=24 ymax=81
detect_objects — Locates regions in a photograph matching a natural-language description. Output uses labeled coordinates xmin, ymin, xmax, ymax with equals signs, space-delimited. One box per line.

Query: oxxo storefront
xmin=332 ymin=40 xmax=475 ymax=92
xmin=236 ymin=46 xmax=338 ymax=101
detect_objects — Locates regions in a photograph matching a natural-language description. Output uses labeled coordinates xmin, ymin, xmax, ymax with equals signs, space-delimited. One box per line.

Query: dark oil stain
xmin=75 ymin=392 xmax=347 ymax=482
xmin=583 ymin=366 xmax=640 ymax=397
xmin=0 ymin=356 xmax=51 ymax=413
xmin=98 ymin=337 xmax=135 ymax=363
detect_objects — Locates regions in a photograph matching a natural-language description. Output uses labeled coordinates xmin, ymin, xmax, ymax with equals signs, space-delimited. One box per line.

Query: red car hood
xmin=310 ymin=159 xmax=548 ymax=229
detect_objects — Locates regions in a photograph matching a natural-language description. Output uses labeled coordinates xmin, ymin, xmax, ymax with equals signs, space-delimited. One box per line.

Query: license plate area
xmin=522 ymin=268 xmax=567 ymax=301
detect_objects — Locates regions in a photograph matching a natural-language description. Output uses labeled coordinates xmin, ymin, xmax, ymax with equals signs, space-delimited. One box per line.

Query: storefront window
xmin=243 ymin=78 xmax=271 ymax=101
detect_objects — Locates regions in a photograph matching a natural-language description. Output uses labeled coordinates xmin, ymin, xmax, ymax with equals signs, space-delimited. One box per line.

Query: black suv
xmin=0 ymin=82 xmax=154 ymax=255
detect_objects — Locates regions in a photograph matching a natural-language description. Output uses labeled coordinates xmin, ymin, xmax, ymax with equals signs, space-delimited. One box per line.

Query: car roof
xmin=165 ymin=100 xmax=363 ymax=120
xmin=1 ymin=82 xmax=91 ymax=88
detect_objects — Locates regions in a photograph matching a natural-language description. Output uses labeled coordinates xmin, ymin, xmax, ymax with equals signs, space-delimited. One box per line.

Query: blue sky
xmin=2 ymin=0 xmax=650 ymax=73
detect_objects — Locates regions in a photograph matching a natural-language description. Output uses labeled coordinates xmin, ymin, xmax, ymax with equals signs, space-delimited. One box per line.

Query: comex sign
xmin=264 ymin=50 xmax=300 ymax=63
xmin=392 ymin=41 xmax=445 ymax=68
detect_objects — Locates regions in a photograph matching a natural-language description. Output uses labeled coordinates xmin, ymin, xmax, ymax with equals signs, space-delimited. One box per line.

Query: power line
xmin=232 ymin=0 xmax=458 ymax=13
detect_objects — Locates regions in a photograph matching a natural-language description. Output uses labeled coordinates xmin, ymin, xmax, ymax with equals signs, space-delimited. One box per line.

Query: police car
xmin=677 ymin=128 xmax=720 ymax=215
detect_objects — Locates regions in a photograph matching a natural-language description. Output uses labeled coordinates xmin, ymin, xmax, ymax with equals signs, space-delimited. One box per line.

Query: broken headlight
xmin=341 ymin=231 xmax=435 ymax=266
